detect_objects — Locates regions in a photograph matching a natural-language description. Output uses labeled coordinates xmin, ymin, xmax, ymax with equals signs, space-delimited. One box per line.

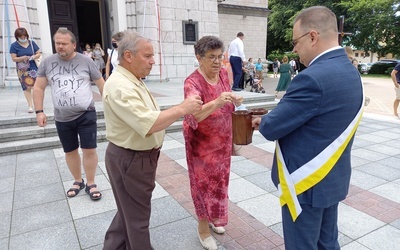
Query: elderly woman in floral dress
xmin=183 ymin=36 xmax=243 ymax=250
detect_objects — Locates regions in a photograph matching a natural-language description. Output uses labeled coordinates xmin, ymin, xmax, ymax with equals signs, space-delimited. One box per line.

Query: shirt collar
xmin=309 ymin=46 xmax=342 ymax=66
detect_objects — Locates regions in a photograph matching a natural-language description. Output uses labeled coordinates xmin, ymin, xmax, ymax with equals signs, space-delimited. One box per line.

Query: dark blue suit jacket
xmin=260 ymin=48 xmax=363 ymax=207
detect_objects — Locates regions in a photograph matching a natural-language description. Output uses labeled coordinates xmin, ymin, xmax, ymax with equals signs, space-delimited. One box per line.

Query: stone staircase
xmin=0 ymin=94 xmax=278 ymax=155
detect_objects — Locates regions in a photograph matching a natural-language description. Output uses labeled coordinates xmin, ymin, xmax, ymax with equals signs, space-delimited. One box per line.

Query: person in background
xmin=253 ymin=6 xmax=363 ymax=249
xmin=295 ymin=58 xmax=301 ymax=75
xmin=105 ymin=32 xmax=123 ymax=80
xmin=228 ymin=32 xmax=245 ymax=91
xmin=33 ymin=28 xmax=104 ymax=201
xmin=102 ymin=30 xmax=203 ymax=250
xmin=238 ymin=63 xmax=247 ymax=89
xmin=83 ymin=43 xmax=93 ymax=58
xmin=244 ymin=57 xmax=255 ymax=87
xmin=274 ymin=56 xmax=293 ymax=97
xmin=250 ymin=76 xmax=266 ymax=93
xmin=92 ymin=43 xmax=105 ymax=74
xmin=183 ymin=36 xmax=243 ymax=250
xmin=10 ymin=27 xmax=41 ymax=113
xmin=272 ymin=58 xmax=280 ymax=78
xmin=289 ymin=57 xmax=297 ymax=76
xmin=351 ymin=58 xmax=359 ymax=67
xmin=390 ymin=63 xmax=400 ymax=119
xmin=255 ymin=58 xmax=264 ymax=80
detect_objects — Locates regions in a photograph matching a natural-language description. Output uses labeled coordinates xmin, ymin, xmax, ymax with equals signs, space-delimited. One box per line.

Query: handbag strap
xmin=30 ymin=41 xmax=35 ymax=56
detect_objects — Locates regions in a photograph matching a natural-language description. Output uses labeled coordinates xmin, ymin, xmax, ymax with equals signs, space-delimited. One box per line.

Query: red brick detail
xmin=344 ymin=184 xmax=400 ymax=223
xmin=156 ymin=151 xmax=283 ymax=248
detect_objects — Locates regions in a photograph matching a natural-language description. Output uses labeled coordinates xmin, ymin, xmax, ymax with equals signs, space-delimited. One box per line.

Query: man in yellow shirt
xmin=102 ymin=30 xmax=203 ymax=250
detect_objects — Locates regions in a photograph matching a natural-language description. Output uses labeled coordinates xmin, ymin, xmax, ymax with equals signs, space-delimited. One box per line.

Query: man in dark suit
xmin=253 ymin=6 xmax=363 ymax=250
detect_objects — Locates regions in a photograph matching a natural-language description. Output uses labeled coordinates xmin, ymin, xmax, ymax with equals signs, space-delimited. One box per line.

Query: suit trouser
xmin=103 ymin=142 xmax=160 ymax=250
xmin=282 ymin=203 xmax=340 ymax=250
xmin=230 ymin=56 xmax=242 ymax=89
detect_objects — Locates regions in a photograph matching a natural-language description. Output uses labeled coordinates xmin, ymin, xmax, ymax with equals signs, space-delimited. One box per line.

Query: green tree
xmin=267 ymin=0 xmax=304 ymax=55
xmin=267 ymin=0 xmax=348 ymax=55
xmin=266 ymin=1 xmax=400 ymax=59
xmin=340 ymin=0 xmax=400 ymax=58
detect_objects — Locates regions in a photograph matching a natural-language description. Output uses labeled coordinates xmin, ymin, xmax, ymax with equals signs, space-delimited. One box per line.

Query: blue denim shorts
xmin=55 ymin=111 xmax=97 ymax=153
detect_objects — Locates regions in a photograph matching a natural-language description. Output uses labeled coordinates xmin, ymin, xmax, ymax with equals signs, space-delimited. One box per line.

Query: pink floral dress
xmin=183 ymin=68 xmax=234 ymax=227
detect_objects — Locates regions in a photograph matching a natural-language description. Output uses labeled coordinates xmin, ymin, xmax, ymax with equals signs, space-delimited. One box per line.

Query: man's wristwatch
xmin=35 ymin=110 xmax=44 ymax=114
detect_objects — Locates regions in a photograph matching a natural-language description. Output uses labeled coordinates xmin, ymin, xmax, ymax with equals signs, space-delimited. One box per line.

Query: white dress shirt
xmin=228 ymin=37 xmax=245 ymax=61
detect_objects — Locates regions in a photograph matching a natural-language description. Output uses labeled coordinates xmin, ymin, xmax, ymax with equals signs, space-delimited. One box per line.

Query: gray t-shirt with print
xmin=37 ymin=53 xmax=102 ymax=122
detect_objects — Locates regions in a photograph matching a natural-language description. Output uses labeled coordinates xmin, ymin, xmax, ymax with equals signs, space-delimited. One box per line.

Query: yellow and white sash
xmin=276 ymin=95 xmax=364 ymax=221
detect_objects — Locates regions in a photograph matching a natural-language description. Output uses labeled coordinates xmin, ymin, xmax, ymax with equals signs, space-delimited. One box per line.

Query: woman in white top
xmin=105 ymin=32 xmax=123 ymax=80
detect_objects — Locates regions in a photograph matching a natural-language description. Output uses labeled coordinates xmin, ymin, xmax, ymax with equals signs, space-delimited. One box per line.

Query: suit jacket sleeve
xmin=259 ymin=73 xmax=321 ymax=141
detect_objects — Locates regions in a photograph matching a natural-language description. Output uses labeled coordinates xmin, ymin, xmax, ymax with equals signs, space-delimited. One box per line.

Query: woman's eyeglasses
xmin=203 ymin=55 xmax=224 ymax=63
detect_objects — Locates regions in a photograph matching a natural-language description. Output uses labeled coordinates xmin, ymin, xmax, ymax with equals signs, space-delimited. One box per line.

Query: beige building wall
xmin=1 ymin=0 xmax=269 ymax=86
xmin=218 ymin=0 xmax=269 ymax=64
xmin=146 ymin=0 xmax=220 ymax=81
xmin=352 ymin=49 xmax=394 ymax=64
xmin=219 ymin=14 xmax=267 ymax=61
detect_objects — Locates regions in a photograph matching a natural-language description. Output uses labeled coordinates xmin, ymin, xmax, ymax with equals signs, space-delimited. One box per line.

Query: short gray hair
xmin=118 ymin=30 xmax=151 ymax=60
xmin=194 ymin=36 xmax=224 ymax=57
xmin=53 ymin=28 xmax=76 ymax=43
xmin=293 ymin=6 xmax=338 ymax=36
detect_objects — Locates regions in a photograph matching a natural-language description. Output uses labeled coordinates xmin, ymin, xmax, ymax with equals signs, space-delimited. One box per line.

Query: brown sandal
xmin=66 ymin=179 xmax=85 ymax=198
xmin=85 ymin=184 xmax=102 ymax=201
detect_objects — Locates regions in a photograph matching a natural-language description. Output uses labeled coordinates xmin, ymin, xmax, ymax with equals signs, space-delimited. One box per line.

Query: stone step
xmin=0 ymin=120 xmax=182 ymax=155
xmin=0 ymin=111 xmax=105 ymax=129
xmin=0 ymin=119 xmax=106 ymax=143
xmin=0 ymin=97 xmax=278 ymax=155
xmin=2 ymin=76 xmax=20 ymax=88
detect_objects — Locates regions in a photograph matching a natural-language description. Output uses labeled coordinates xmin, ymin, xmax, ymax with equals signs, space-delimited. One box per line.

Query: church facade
xmin=0 ymin=0 xmax=270 ymax=86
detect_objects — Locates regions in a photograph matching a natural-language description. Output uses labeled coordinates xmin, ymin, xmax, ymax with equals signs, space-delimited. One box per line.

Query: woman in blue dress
xmin=10 ymin=27 xmax=41 ymax=113
xmin=275 ymin=56 xmax=293 ymax=97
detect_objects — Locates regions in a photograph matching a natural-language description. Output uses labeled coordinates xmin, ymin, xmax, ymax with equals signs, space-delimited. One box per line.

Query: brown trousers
xmin=103 ymin=142 xmax=160 ymax=250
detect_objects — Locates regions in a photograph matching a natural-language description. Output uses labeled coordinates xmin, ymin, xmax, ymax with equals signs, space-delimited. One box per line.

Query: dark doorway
xmin=76 ymin=1 xmax=101 ymax=51
xmin=47 ymin=0 xmax=109 ymax=53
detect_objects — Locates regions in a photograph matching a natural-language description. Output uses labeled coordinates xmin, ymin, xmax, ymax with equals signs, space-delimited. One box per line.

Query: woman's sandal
xmin=66 ymin=179 xmax=85 ymax=198
xmin=85 ymin=184 xmax=102 ymax=201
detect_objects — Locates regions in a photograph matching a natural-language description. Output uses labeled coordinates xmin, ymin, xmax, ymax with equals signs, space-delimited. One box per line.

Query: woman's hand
xmin=217 ymin=92 xmax=243 ymax=107
xmin=232 ymin=95 xmax=243 ymax=107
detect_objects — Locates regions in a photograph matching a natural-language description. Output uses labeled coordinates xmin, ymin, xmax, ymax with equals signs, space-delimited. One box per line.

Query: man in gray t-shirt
xmin=33 ymin=28 xmax=104 ymax=201
xmin=39 ymin=52 xmax=101 ymax=121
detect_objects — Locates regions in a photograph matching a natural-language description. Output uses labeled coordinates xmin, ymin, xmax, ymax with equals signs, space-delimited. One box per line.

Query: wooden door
xmin=47 ymin=0 xmax=79 ymax=53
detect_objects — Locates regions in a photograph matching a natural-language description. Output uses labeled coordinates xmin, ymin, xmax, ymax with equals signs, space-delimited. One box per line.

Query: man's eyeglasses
xmin=291 ymin=32 xmax=311 ymax=47
xmin=203 ymin=55 xmax=225 ymax=63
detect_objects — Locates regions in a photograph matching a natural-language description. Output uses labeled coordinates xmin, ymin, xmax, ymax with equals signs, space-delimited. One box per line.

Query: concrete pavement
xmin=0 ymin=75 xmax=400 ymax=249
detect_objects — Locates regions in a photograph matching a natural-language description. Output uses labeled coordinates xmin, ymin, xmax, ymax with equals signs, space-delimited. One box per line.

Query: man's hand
xmin=36 ymin=113 xmax=47 ymax=127
xmin=180 ymin=95 xmax=203 ymax=114
xmin=252 ymin=116 xmax=261 ymax=130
